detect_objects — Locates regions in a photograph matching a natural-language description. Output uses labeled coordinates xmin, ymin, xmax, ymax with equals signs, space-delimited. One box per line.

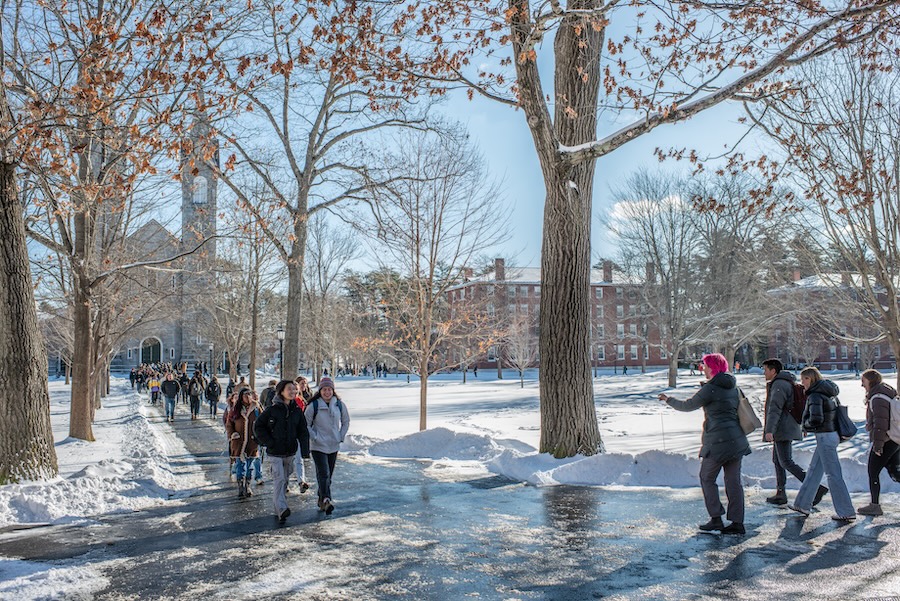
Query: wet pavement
xmin=3 ymin=407 xmax=900 ymax=600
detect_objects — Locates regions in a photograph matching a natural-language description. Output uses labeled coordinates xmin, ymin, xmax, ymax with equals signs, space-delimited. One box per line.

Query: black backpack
xmin=311 ymin=398 xmax=342 ymax=421
xmin=788 ymin=382 xmax=807 ymax=425
xmin=190 ymin=380 xmax=203 ymax=396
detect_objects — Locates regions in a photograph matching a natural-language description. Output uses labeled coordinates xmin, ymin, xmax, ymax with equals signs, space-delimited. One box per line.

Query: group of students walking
xmin=221 ymin=374 xmax=350 ymax=523
xmin=660 ymin=353 xmax=899 ymax=535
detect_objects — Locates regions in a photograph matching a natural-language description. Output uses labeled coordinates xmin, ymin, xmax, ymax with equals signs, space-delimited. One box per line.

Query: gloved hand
xmin=230 ymin=432 xmax=240 ymax=440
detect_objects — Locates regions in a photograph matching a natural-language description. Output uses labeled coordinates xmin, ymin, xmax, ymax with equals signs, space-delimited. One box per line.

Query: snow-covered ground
xmin=1 ymin=367 xmax=893 ymax=532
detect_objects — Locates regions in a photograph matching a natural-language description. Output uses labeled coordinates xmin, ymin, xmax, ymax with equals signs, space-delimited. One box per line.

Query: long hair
xmin=701 ymin=353 xmax=729 ymax=377
xmin=800 ymin=366 xmax=823 ymax=387
xmin=274 ymin=379 xmax=296 ymax=401
xmin=861 ymin=369 xmax=883 ymax=387
xmin=230 ymin=388 xmax=254 ymax=421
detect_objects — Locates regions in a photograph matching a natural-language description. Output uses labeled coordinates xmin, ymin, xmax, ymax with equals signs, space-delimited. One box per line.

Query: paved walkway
xmin=2 ymin=405 xmax=900 ymax=600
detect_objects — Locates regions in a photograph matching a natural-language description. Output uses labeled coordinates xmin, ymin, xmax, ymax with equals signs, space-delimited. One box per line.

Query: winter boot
xmin=323 ymin=498 xmax=334 ymax=515
xmin=721 ymin=522 xmax=746 ymax=535
xmin=857 ymin=503 xmax=883 ymax=516
xmin=238 ymin=480 xmax=246 ymax=499
xmin=813 ymin=485 xmax=828 ymax=507
xmin=698 ymin=517 xmax=724 ymax=532
xmin=766 ymin=489 xmax=788 ymax=505
xmin=244 ymin=478 xmax=253 ymax=497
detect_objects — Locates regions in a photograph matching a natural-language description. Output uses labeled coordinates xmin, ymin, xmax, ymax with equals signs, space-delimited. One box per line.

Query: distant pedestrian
xmin=129 ymin=368 xmax=137 ymax=389
xmin=788 ymin=367 xmax=856 ymax=522
xmin=473 ymin=366 xmax=478 ymax=378
xmin=623 ymin=364 xmax=628 ymax=375
xmin=659 ymin=353 xmax=749 ymax=535
xmin=206 ymin=375 xmax=221 ymax=418
xmin=858 ymin=369 xmax=900 ymax=516
xmin=188 ymin=371 xmax=206 ymax=420
xmin=148 ymin=374 xmax=161 ymax=405
xmin=160 ymin=372 xmax=180 ymax=423
xmin=254 ymin=380 xmax=311 ymax=523
xmin=305 ymin=377 xmax=350 ymax=516
xmin=260 ymin=380 xmax=278 ymax=409
xmin=179 ymin=371 xmax=191 ymax=405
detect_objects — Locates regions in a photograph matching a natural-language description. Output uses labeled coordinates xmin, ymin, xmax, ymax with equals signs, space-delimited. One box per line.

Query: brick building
xmin=446 ymin=258 xmax=666 ymax=371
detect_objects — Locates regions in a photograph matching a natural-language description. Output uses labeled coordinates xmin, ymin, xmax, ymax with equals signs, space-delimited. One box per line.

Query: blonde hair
xmin=800 ymin=366 xmax=823 ymax=386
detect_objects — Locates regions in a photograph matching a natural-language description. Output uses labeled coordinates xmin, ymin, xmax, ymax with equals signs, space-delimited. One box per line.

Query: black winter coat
xmin=254 ymin=400 xmax=310 ymax=458
xmin=666 ymin=372 xmax=751 ymax=463
xmin=801 ymin=379 xmax=840 ymax=433
xmin=160 ymin=379 xmax=180 ymax=398
xmin=206 ymin=380 xmax=221 ymax=402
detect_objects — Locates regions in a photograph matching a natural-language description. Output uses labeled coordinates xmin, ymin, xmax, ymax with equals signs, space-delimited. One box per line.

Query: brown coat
xmin=865 ymin=382 xmax=898 ymax=454
xmin=227 ymin=402 xmax=261 ymax=458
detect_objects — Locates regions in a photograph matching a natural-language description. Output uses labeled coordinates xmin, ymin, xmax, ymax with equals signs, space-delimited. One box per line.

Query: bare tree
xmin=748 ymin=52 xmax=900 ymax=387
xmin=366 ymin=128 xmax=507 ymax=430
xmin=505 ymin=310 xmax=539 ymax=388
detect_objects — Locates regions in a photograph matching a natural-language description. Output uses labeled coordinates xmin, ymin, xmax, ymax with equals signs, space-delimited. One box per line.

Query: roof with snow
xmin=448 ymin=266 xmax=644 ymax=291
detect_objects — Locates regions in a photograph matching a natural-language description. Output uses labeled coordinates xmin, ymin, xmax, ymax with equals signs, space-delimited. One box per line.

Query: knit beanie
xmin=318 ymin=376 xmax=335 ymax=390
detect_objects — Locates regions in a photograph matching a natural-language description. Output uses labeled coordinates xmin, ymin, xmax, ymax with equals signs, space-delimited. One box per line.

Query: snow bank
xmin=0 ymin=558 xmax=112 ymax=600
xmin=0 ymin=381 xmax=207 ymax=528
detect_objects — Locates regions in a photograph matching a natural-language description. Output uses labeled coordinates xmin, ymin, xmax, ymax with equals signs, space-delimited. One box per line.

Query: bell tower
xmin=178 ymin=114 xmax=218 ymax=366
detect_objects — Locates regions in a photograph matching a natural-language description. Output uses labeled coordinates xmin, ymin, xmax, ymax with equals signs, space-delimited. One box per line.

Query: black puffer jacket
xmin=866 ymin=382 xmax=898 ymax=452
xmin=801 ymin=379 xmax=840 ymax=433
xmin=254 ymin=400 xmax=310 ymax=458
xmin=666 ymin=372 xmax=751 ymax=462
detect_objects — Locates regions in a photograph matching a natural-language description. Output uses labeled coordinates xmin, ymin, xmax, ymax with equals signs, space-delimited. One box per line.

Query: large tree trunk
xmin=249 ymin=285 xmax=259 ymax=390
xmin=0 ymin=161 xmax=58 ymax=482
xmin=69 ymin=278 xmax=95 ymax=440
xmin=282 ymin=216 xmax=308 ymax=381
xmin=669 ymin=354 xmax=679 ymax=388
xmin=419 ymin=352 xmax=429 ymax=431
xmin=511 ymin=0 xmax=603 ymax=457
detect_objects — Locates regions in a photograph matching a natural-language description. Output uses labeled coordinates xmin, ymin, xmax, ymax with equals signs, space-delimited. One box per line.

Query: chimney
xmin=792 ymin=268 xmax=802 ymax=282
xmin=602 ymin=260 xmax=613 ymax=283
xmin=462 ymin=267 xmax=473 ymax=282
xmin=645 ymin=262 xmax=656 ymax=284
xmin=494 ymin=258 xmax=505 ymax=281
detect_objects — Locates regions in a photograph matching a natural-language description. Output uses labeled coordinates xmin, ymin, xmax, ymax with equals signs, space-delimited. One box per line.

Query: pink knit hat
xmin=318 ymin=377 xmax=335 ymax=390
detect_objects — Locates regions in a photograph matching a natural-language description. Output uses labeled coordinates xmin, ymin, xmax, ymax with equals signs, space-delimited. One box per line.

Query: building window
xmin=616 ymin=287 xmax=623 ymax=298
xmin=616 ymin=305 xmax=624 ymax=318
xmin=630 ymin=345 xmax=638 ymax=360
xmin=628 ymin=305 xmax=636 ymax=317
xmin=170 ymin=348 xmax=175 ymax=359
xmin=459 ymin=288 xmax=465 ymax=300
xmin=597 ymin=346 xmax=605 ymax=360
xmin=172 ymin=275 xmax=177 ymax=289
xmin=617 ymin=324 xmax=625 ymax=338
xmin=192 ymin=175 xmax=208 ymax=205
xmin=127 ymin=349 xmax=132 ymax=359
xmin=595 ymin=324 xmax=605 ymax=339
xmin=509 ymin=287 xmax=516 ymax=298
xmin=520 ymin=304 xmax=528 ymax=314
xmin=841 ymin=345 xmax=848 ymax=359
xmin=875 ymin=345 xmax=881 ymax=357
xmin=534 ymin=287 xmax=540 ymax=297
xmin=596 ymin=305 xmax=604 ymax=318
xmin=829 ymin=346 xmax=837 ymax=360
xmin=644 ymin=344 xmax=649 ymax=360
xmin=594 ymin=288 xmax=603 ymax=299
xmin=520 ymin=285 xmax=529 ymax=296
xmin=660 ymin=347 xmax=667 ymax=359
xmin=629 ymin=324 xmax=637 ymax=337
xmin=617 ymin=345 xmax=625 ymax=360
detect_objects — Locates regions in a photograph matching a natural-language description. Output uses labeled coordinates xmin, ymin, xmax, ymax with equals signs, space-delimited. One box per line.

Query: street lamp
xmin=276 ymin=325 xmax=285 ymax=379
xmin=208 ymin=344 xmax=214 ymax=376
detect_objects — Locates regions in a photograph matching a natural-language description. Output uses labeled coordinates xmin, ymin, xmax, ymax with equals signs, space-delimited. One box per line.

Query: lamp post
xmin=208 ymin=344 xmax=214 ymax=376
xmin=276 ymin=326 xmax=285 ymax=379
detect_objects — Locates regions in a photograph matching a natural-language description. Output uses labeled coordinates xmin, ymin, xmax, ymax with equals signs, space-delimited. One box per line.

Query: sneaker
xmin=324 ymin=498 xmax=334 ymax=515
xmin=766 ymin=491 xmax=788 ymax=505
xmin=300 ymin=481 xmax=310 ymax=494
xmin=317 ymin=499 xmax=326 ymax=511
xmin=813 ymin=485 xmax=829 ymax=507
xmin=255 ymin=478 xmax=264 ymax=486
xmin=832 ymin=514 xmax=856 ymax=522
xmin=857 ymin=503 xmax=883 ymax=516
xmin=698 ymin=517 xmax=724 ymax=531
xmin=278 ymin=507 xmax=291 ymax=523
xmin=721 ymin=522 xmax=746 ymax=535
xmin=787 ymin=504 xmax=810 ymax=517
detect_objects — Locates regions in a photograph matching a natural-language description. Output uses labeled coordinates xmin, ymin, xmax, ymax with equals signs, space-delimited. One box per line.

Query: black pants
xmin=190 ymin=396 xmax=201 ymax=416
xmin=311 ymin=450 xmax=338 ymax=503
xmin=773 ymin=440 xmax=807 ymax=489
xmin=868 ymin=440 xmax=900 ymax=504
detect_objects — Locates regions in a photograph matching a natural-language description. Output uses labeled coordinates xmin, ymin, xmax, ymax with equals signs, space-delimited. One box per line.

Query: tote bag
xmin=737 ymin=387 xmax=761 ymax=435
xmin=834 ymin=399 xmax=857 ymax=441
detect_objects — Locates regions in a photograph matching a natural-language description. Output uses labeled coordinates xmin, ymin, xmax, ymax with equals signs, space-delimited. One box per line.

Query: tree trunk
xmin=282 ymin=218 xmax=308 ymax=381
xmin=668 ymin=355 xmax=679 ymax=388
xmin=511 ymin=0 xmax=604 ymax=457
xmin=69 ymin=279 xmax=95 ymax=441
xmin=65 ymin=362 xmax=70 ymax=385
xmin=0 ymin=161 xmax=58 ymax=482
xmin=249 ymin=286 xmax=259 ymax=390
xmin=419 ymin=352 xmax=429 ymax=431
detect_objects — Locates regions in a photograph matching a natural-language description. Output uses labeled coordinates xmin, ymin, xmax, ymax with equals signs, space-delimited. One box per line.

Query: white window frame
xmin=597 ymin=346 xmax=605 ymax=360
xmin=617 ymin=324 xmax=625 ymax=338
xmin=630 ymin=344 xmax=638 ymax=360
xmin=629 ymin=324 xmax=637 ymax=337
xmin=616 ymin=305 xmax=624 ymax=318
xmin=829 ymin=346 xmax=837 ymax=360
xmin=169 ymin=348 xmax=175 ymax=359
xmin=192 ymin=175 xmax=208 ymax=205
xmin=617 ymin=344 xmax=625 ymax=360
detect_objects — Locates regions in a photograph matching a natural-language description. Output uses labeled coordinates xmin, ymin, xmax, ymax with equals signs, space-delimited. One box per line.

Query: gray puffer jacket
xmin=764 ymin=370 xmax=802 ymax=441
xmin=667 ymin=372 xmax=751 ymax=462
xmin=801 ymin=379 xmax=840 ymax=433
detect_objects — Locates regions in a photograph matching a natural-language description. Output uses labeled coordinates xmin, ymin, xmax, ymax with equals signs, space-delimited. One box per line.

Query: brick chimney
xmin=792 ymin=268 xmax=802 ymax=282
xmin=645 ymin=262 xmax=656 ymax=284
xmin=602 ymin=260 xmax=613 ymax=283
xmin=494 ymin=258 xmax=505 ymax=281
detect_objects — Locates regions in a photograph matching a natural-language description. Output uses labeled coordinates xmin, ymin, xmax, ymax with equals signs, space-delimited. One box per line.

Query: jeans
xmin=190 ymin=396 xmax=201 ymax=416
xmin=270 ymin=455 xmax=295 ymax=515
xmin=773 ymin=440 xmax=807 ymax=489
xmin=312 ymin=450 xmax=338 ymax=503
xmin=253 ymin=453 xmax=263 ymax=481
xmin=868 ymin=439 xmax=900 ymax=504
xmin=794 ymin=431 xmax=855 ymax=516
xmin=699 ymin=455 xmax=744 ymax=523
xmin=208 ymin=399 xmax=218 ymax=416
xmin=294 ymin=453 xmax=307 ymax=485
xmin=164 ymin=396 xmax=176 ymax=419
xmin=235 ymin=456 xmax=254 ymax=481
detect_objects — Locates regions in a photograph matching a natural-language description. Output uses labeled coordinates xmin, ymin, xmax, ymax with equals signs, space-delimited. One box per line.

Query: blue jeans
xmin=235 ymin=456 xmax=253 ymax=481
xmin=165 ymin=396 xmax=176 ymax=419
xmin=794 ymin=431 xmax=855 ymax=516
xmin=253 ymin=455 xmax=262 ymax=481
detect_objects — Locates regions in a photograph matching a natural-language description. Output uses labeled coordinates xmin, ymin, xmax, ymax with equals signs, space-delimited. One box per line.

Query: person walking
xmin=858 ymin=369 xmax=900 ymax=516
xmin=188 ymin=371 xmax=206 ymax=420
xmin=148 ymin=373 xmax=161 ymax=405
xmin=293 ymin=376 xmax=314 ymax=492
xmin=305 ymin=376 xmax=350 ymax=516
xmin=160 ymin=372 xmax=180 ymax=423
xmin=205 ymin=375 xmax=222 ymax=418
xmin=788 ymin=367 xmax=856 ymax=522
xmin=179 ymin=371 xmax=191 ymax=405
xmin=260 ymin=380 xmax=278 ymax=409
xmin=226 ymin=388 xmax=261 ymax=499
xmin=761 ymin=358 xmax=827 ymax=506
xmin=659 ymin=353 xmax=750 ymax=535
xmin=254 ymin=380 xmax=310 ymax=523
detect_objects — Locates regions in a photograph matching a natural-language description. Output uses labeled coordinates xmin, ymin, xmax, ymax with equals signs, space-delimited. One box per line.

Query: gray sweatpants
xmin=699 ymin=455 xmax=745 ymax=523
xmin=270 ymin=455 xmax=295 ymax=515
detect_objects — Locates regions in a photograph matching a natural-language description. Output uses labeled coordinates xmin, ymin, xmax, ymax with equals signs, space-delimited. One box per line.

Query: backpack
xmin=311 ymin=398 xmax=342 ymax=421
xmin=872 ymin=393 xmax=900 ymax=444
xmin=190 ymin=381 xmax=203 ymax=396
xmin=788 ymin=382 xmax=807 ymax=425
